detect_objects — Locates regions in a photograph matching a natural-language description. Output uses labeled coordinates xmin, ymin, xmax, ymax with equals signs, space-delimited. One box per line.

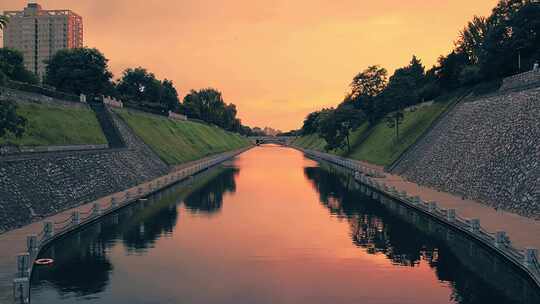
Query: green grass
xmin=292 ymin=95 xmax=459 ymax=166
xmin=0 ymin=103 xmax=107 ymax=146
xmin=116 ymin=109 xmax=251 ymax=165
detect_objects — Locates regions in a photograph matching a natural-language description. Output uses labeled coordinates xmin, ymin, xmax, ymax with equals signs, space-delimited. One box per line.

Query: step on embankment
xmin=88 ymin=102 xmax=125 ymax=148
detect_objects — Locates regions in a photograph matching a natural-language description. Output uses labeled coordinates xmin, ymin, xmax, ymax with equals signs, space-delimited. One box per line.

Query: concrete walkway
xmin=360 ymin=161 xmax=540 ymax=252
xmin=0 ymin=150 xmax=247 ymax=304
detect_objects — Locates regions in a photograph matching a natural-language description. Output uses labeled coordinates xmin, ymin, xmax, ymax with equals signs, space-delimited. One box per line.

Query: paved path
xmin=359 ymin=161 xmax=540 ymax=252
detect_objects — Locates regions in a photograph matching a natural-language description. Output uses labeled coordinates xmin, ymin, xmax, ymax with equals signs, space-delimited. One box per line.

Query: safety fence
xmin=298 ymin=147 xmax=540 ymax=288
xmin=12 ymin=147 xmax=250 ymax=304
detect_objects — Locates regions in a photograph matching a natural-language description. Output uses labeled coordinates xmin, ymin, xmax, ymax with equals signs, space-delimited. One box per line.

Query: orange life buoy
xmin=34 ymin=258 xmax=54 ymax=265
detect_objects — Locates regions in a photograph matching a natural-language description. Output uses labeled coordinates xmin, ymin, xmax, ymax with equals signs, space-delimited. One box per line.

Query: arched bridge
xmin=249 ymin=136 xmax=294 ymax=145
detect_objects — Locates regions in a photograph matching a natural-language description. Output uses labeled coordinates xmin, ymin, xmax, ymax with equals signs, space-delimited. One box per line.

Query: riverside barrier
xmin=11 ymin=147 xmax=251 ymax=304
xmin=296 ymin=147 xmax=540 ymax=289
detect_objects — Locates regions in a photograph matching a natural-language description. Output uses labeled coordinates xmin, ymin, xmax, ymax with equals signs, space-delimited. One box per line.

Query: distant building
xmin=2 ymin=3 xmax=83 ymax=79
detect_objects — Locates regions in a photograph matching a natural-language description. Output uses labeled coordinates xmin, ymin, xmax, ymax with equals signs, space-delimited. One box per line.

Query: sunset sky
xmin=2 ymin=0 xmax=498 ymax=130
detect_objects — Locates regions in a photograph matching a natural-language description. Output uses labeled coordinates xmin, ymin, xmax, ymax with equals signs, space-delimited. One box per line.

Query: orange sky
xmin=1 ymin=0 xmax=498 ymax=130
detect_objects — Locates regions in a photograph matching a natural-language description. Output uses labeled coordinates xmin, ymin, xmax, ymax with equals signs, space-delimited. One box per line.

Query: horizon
xmin=1 ymin=0 xmax=498 ymax=130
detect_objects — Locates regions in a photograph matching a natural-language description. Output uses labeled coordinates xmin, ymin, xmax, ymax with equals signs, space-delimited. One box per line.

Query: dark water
xmin=30 ymin=146 xmax=540 ymax=304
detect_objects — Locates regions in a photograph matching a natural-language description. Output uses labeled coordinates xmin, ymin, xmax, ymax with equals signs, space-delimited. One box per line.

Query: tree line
xmin=299 ymin=0 xmax=540 ymax=152
xmin=0 ymin=28 xmax=259 ymax=137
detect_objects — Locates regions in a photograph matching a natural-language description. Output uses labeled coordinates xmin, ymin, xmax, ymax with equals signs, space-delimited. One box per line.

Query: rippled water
xmin=30 ymin=146 xmax=540 ymax=304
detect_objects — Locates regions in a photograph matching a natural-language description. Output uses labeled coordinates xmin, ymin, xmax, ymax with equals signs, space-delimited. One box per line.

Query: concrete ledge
xmin=0 ymin=144 xmax=109 ymax=156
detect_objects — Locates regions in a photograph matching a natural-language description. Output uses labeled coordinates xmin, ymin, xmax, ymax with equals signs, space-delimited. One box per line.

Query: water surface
xmin=31 ymin=146 xmax=540 ymax=304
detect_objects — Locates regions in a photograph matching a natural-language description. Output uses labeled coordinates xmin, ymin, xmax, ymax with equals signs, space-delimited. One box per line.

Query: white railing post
xmin=524 ymin=248 xmax=538 ymax=266
xmin=447 ymin=209 xmax=456 ymax=222
xmin=111 ymin=197 xmax=118 ymax=209
xmin=428 ymin=201 xmax=438 ymax=213
xmin=43 ymin=221 xmax=54 ymax=239
xmin=495 ymin=231 xmax=507 ymax=247
xmin=16 ymin=253 xmax=30 ymax=277
xmin=469 ymin=219 xmax=480 ymax=233
xmin=93 ymin=203 xmax=101 ymax=216
xmin=13 ymin=277 xmax=29 ymax=304
xmin=71 ymin=211 xmax=81 ymax=226
xmin=26 ymin=235 xmax=38 ymax=254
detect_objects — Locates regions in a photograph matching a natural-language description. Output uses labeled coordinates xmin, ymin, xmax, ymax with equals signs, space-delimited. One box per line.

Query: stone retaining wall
xmin=500 ymin=70 xmax=540 ymax=91
xmin=0 ymin=111 xmax=169 ymax=233
xmin=391 ymin=87 xmax=540 ymax=219
xmin=0 ymin=87 xmax=85 ymax=108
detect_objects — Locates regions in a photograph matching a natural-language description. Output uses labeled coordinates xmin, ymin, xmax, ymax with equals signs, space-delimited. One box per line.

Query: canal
xmin=30 ymin=146 xmax=540 ymax=304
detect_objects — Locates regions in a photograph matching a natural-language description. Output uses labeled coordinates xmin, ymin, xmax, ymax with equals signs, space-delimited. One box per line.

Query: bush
xmin=459 ymin=65 xmax=483 ymax=86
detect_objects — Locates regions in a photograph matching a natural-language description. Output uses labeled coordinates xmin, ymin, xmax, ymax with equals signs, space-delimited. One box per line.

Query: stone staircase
xmin=88 ymin=102 xmax=125 ymax=149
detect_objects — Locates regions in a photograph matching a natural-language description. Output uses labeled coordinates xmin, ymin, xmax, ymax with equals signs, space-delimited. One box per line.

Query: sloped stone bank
xmin=0 ymin=111 xmax=169 ymax=233
xmin=392 ymin=87 xmax=540 ymax=219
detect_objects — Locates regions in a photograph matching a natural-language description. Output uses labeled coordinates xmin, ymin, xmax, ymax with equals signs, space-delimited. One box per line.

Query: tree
xmin=182 ymin=88 xmax=243 ymax=131
xmin=301 ymin=111 xmax=321 ymax=135
xmin=0 ymin=48 xmax=38 ymax=84
xmin=349 ymin=65 xmax=388 ymax=125
xmin=436 ymin=51 xmax=469 ymax=89
xmin=350 ymin=65 xmax=388 ymax=99
xmin=0 ymin=100 xmax=26 ymax=139
xmin=317 ymin=108 xmax=362 ymax=152
xmin=45 ymin=48 xmax=113 ymax=95
xmin=456 ymin=16 xmax=490 ymax=65
xmin=117 ymin=67 xmax=162 ymax=105
xmin=160 ymin=79 xmax=181 ymax=113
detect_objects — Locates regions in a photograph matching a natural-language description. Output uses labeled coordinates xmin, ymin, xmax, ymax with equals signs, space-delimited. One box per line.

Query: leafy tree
xmin=317 ymin=108 xmax=362 ymax=152
xmin=436 ymin=51 xmax=469 ymax=90
xmin=350 ymin=65 xmax=388 ymax=99
xmin=459 ymin=65 xmax=483 ymax=86
xmin=0 ymin=48 xmax=38 ymax=84
xmin=349 ymin=65 xmax=388 ymax=125
xmin=301 ymin=111 xmax=321 ymax=135
xmin=382 ymin=56 xmax=425 ymax=110
xmin=182 ymin=88 xmax=243 ymax=132
xmin=45 ymin=48 xmax=113 ymax=95
xmin=160 ymin=79 xmax=181 ymax=113
xmin=456 ymin=16 xmax=490 ymax=65
xmin=117 ymin=67 xmax=161 ymax=104
xmin=0 ymin=99 xmax=26 ymax=139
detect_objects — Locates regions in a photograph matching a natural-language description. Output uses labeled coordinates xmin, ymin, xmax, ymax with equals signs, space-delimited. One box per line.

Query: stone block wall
xmin=500 ymin=70 xmax=540 ymax=91
xmin=392 ymin=87 xmax=540 ymax=219
xmin=0 ymin=111 xmax=169 ymax=233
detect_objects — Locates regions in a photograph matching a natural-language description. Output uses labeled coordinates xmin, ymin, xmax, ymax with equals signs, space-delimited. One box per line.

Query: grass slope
xmin=0 ymin=103 xmax=107 ymax=146
xmin=292 ymin=95 xmax=459 ymax=166
xmin=116 ymin=109 xmax=250 ymax=165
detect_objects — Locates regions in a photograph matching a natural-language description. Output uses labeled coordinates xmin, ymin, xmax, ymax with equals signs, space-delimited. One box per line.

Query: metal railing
xmin=298 ymin=147 xmax=540 ymax=288
xmin=12 ymin=147 xmax=250 ymax=304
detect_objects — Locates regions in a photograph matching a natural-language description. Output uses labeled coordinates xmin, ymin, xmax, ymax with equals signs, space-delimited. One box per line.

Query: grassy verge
xmin=292 ymin=94 xmax=460 ymax=166
xmin=0 ymin=103 xmax=107 ymax=146
xmin=115 ymin=109 xmax=251 ymax=165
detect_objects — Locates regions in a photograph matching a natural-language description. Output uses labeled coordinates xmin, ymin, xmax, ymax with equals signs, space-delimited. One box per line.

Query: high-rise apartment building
xmin=2 ymin=3 xmax=83 ymax=79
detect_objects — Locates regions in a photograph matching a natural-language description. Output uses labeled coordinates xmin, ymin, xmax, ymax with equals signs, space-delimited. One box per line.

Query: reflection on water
xmin=305 ymin=163 xmax=540 ymax=304
xmin=30 ymin=146 xmax=540 ymax=304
